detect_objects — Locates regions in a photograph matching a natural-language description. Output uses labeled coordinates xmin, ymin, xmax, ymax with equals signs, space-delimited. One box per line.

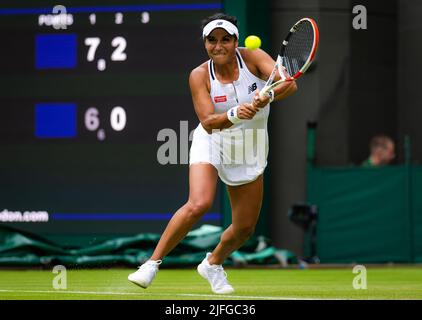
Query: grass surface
xmin=1 ymin=267 xmax=422 ymax=300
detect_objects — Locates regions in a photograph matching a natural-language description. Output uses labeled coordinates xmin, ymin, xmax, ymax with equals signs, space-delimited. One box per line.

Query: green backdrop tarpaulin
xmin=412 ymin=167 xmax=422 ymax=262
xmin=0 ymin=224 xmax=296 ymax=267
xmin=307 ymin=165 xmax=422 ymax=263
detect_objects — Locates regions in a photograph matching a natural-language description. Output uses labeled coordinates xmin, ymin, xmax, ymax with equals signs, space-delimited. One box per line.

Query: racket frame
xmin=260 ymin=17 xmax=319 ymax=98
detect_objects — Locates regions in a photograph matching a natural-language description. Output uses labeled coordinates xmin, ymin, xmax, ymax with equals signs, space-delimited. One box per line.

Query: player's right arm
xmin=189 ymin=65 xmax=256 ymax=134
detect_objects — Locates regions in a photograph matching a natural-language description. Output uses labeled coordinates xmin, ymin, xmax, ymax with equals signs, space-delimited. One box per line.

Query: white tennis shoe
xmin=197 ymin=253 xmax=234 ymax=294
xmin=128 ymin=259 xmax=162 ymax=288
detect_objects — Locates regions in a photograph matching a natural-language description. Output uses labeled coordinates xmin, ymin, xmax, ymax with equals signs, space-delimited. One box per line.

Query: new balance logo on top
xmin=248 ymin=82 xmax=257 ymax=94
xmin=216 ymin=21 xmax=223 ymax=26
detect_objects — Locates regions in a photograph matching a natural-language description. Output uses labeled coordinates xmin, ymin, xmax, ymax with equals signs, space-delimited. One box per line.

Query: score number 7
xmin=85 ymin=37 xmax=127 ymax=62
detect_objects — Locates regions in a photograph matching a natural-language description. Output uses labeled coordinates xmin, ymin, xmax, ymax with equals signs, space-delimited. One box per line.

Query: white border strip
xmin=0 ymin=289 xmax=334 ymax=300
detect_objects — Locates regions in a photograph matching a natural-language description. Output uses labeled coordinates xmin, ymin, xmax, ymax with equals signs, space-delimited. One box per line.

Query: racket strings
xmin=283 ymin=21 xmax=314 ymax=76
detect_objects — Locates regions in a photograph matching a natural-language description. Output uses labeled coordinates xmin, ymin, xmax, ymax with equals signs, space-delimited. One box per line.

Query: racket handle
xmin=259 ymin=88 xmax=274 ymax=101
xmin=259 ymin=87 xmax=271 ymax=99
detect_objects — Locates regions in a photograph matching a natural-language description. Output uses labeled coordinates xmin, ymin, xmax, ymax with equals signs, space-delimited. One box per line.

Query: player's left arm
xmin=241 ymin=48 xmax=297 ymax=108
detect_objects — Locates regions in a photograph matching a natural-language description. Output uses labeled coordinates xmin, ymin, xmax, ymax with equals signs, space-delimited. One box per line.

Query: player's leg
xmin=129 ymin=163 xmax=218 ymax=288
xmin=209 ymin=174 xmax=263 ymax=263
xmin=150 ymin=163 xmax=218 ymax=260
xmin=197 ymin=174 xmax=263 ymax=294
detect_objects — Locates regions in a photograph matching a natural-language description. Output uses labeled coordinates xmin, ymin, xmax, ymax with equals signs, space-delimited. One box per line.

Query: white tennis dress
xmin=189 ymin=49 xmax=270 ymax=186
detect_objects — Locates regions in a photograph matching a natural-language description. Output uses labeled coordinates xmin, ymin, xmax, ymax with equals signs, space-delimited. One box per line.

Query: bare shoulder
xmin=189 ymin=61 xmax=210 ymax=91
xmin=189 ymin=62 xmax=208 ymax=83
xmin=238 ymin=47 xmax=274 ymax=78
xmin=239 ymin=47 xmax=273 ymax=64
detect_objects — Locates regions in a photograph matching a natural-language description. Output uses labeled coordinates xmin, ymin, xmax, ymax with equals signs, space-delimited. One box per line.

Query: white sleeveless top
xmin=189 ymin=48 xmax=270 ymax=186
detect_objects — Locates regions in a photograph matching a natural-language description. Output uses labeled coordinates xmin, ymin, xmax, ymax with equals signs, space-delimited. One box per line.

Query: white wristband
xmin=227 ymin=106 xmax=241 ymax=124
xmin=268 ymin=89 xmax=275 ymax=103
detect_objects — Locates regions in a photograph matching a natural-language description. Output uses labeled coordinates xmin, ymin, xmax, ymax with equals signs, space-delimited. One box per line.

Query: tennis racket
xmin=259 ymin=17 xmax=319 ymax=98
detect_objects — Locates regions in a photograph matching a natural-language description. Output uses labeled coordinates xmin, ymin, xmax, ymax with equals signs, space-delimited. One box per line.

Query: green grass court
xmin=1 ymin=266 xmax=422 ymax=300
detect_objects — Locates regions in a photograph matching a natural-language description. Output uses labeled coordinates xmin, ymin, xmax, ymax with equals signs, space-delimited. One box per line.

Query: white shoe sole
xmin=128 ymin=275 xmax=149 ymax=289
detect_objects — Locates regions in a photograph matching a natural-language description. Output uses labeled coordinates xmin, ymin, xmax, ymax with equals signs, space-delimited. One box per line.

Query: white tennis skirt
xmin=189 ymin=123 xmax=268 ymax=186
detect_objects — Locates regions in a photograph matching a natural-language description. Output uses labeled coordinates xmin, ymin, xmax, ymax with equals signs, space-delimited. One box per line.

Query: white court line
xmin=0 ymin=289 xmax=329 ymax=300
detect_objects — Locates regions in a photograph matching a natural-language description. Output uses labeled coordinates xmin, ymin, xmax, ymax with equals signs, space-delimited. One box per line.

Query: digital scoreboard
xmin=0 ymin=1 xmax=223 ymax=246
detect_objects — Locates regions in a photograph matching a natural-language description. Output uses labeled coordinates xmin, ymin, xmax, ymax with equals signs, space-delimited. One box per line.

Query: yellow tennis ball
xmin=245 ymin=35 xmax=261 ymax=50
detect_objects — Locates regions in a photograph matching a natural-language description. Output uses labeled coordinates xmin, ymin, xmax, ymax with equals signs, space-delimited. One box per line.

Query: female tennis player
xmin=129 ymin=13 xmax=297 ymax=294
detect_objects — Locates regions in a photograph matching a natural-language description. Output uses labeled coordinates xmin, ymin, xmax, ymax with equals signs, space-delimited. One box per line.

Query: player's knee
xmin=234 ymin=225 xmax=255 ymax=241
xmin=186 ymin=199 xmax=212 ymax=219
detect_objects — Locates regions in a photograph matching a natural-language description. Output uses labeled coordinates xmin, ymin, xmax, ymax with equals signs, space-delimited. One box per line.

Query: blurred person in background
xmin=362 ymin=135 xmax=395 ymax=167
